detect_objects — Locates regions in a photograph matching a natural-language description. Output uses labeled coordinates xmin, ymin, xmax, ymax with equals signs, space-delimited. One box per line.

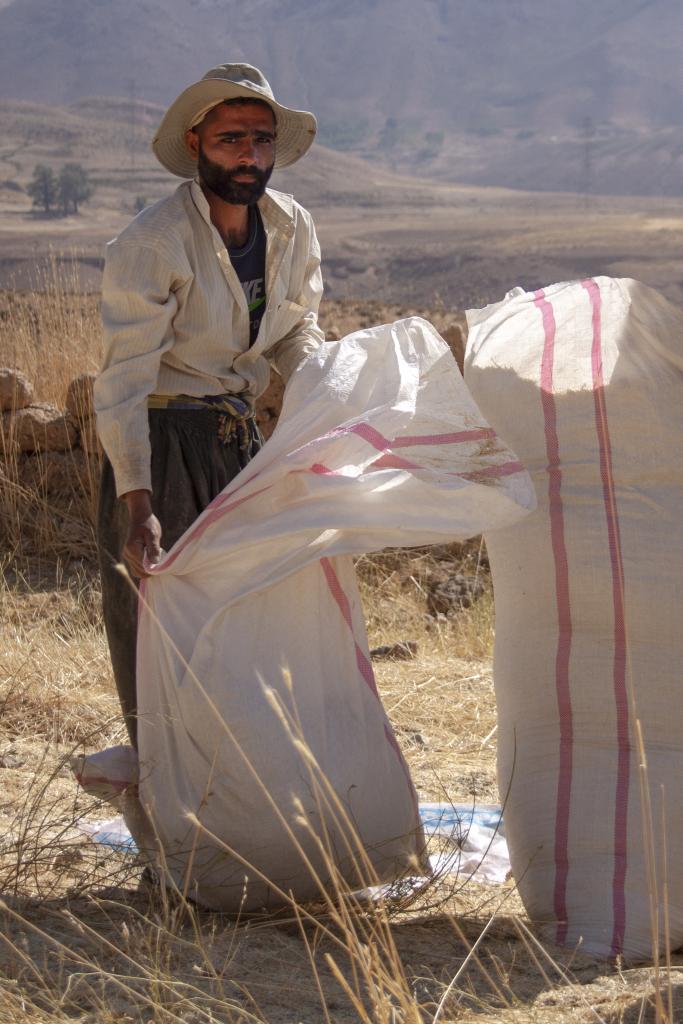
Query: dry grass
xmin=0 ymin=442 xmax=101 ymax=560
xmin=0 ymin=260 xmax=102 ymax=560
xmin=356 ymin=544 xmax=498 ymax=804
xmin=0 ymin=256 xmax=102 ymax=404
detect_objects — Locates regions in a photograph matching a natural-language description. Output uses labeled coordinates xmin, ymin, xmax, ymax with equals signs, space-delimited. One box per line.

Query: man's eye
xmin=256 ymin=137 xmax=274 ymax=145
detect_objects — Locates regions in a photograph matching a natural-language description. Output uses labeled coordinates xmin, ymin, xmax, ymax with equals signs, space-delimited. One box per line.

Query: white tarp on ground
xmin=75 ymin=802 xmax=511 ymax=886
xmin=110 ymin=317 xmax=534 ymax=913
xmin=466 ymin=277 xmax=683 ymax=959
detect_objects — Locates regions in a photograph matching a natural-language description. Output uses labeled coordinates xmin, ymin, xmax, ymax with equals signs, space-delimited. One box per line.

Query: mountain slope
xmin=1 ymin=0 xmax=682 ymax=193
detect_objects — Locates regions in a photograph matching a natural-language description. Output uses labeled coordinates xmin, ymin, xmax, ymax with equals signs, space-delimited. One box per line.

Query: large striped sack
xmin=133 ymin=318 xmax=535 ymax=913
xmin=465 ymin=277 xmax=683 ymax=959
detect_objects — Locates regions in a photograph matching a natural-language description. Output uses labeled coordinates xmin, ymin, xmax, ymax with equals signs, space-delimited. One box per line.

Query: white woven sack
xmin=466 ymin=277 xmax=683 ymax=959
xmin=134 ymin=317 xmax=535 ymax=912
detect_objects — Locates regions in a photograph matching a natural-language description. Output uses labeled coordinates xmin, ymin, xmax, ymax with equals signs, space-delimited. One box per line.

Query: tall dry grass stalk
xmin=0 ymin=257 xmax=102 ymax=559
xmin=0 ymin=253 xmax=102 ymax=404
xmin=0 ymin=437 xmax=101 ymax=559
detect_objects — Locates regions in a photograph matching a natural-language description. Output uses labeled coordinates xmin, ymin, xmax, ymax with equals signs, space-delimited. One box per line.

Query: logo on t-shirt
xmin=229 ymin=208 xmax=267 ymax=345
xmin=243 ymin=278 xmax=265 ymax=310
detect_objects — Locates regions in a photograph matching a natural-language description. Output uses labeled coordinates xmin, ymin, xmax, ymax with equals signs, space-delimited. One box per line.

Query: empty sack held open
xmin=130 ymin=317 xmax=535 ymax=912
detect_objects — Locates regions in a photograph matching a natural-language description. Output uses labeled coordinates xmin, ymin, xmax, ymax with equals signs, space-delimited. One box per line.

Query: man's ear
xmin=184 ymin=128 xmax=200 ymax=161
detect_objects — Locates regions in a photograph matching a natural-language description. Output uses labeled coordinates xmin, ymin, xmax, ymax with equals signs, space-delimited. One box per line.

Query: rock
xmin=22 ymin=448 xmax=98 ymax=495
xmin=0 ymin=751 xmax=24 ymax=769
xmin=370 ymin=641 xmax=418 ymax=661
xmin=51 ymin=846 xmax=85 ymax=869
xmin=426 ymin=573 xmax=485 ymax=616
xmin=0 ymin=367 xmax=33 ymax=411
xmin=66 ymin=373 xmax=96 ymax=421
xmin=4 ymin=404 xmax=78 ymax=453
xmin=394 ymin=726 xmax=428 ymax=747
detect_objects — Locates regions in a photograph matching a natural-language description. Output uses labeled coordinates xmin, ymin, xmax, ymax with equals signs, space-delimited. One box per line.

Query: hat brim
xmin=152 ymin=80 xmax=317 ymax=178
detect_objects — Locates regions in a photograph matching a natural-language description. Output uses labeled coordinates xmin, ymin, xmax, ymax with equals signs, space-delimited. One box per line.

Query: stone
xmin=4 ymin=404 xmax=78 ymax=452
xmin=0 ymin=367 xmax=33 ymax=411
xmin=394 ymin=726 xmax=427 ymax=747
xmin=370 ymin=641 xmax=418 ymax=661
xmin=0 ymin=750 xmax=24 ymax=769
xmin=66 ymin=373 xmax=96 ymax=421
xmin=21 ymin=448 xmax=99 ymax=496
xmin=426 ymin=573 xmax=485 ymax=616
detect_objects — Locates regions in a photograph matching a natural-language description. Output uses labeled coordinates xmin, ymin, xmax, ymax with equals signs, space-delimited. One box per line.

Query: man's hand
xmin=122 ymin=489 xmax=162 ymax=578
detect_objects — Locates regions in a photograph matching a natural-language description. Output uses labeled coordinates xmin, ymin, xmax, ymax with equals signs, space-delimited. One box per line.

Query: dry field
xmin=3 ymin=97 xmax=683 ymax=313
xmin=2 ymin=287 xmax=683 ymax=1023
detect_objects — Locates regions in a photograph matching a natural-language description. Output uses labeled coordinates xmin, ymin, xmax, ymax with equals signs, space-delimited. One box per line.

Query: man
xmin=94 ymin=63 xmax=324 ymax=746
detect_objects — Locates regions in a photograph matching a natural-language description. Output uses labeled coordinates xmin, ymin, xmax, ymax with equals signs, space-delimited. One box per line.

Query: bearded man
xmin=94 ymin=63 xmax=323 ymax=745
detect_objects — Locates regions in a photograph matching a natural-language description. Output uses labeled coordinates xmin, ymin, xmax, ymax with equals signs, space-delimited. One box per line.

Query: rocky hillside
xmin=1 ymin=0 xmax=682 ymax=194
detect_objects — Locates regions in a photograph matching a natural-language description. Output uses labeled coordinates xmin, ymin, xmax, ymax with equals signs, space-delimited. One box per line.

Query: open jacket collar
xmin=189 ymin=179 xmax=294 ymax=239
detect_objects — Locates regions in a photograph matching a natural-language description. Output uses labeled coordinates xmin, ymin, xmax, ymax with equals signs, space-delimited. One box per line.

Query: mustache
xmin=227 ymin=165 xmax=268 ymax=179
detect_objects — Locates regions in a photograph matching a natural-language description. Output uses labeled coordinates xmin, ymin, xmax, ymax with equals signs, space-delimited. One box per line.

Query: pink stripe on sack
xmin=371 ymin=455 xmax=524 ymax=479
xmin=582 ymin=278 xmax=630 ymax=957
xmin=392 ymin=428 xmax=496 ymax=447
xmin=371 ymin=453 xmax=423 ymax=471
xmin=210 ymin=465 xmax=266 ymax=509
xmin=346 ymin=422 xmax=393 ymax=451
xmin=319 ymin=557 xmax=378 ymax=697
xmin=319 ymin=557 xmax=419 ymax=812
xmin=75 ymin=773 xmax=138 ymax=795
xmin=534 ymin=288 xmax=574 ymax=945
xmin=158 ymin=484 xmax=273 ymax=569
xmin=316 ymin=422 xmax=497 ymax=454
xmin=310 ymin=463 xmax=344 ymax=476
xmin=303 ymin=422 xmax=386 ymax=449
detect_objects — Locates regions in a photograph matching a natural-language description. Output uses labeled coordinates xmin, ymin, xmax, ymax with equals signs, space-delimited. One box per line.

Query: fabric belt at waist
xmin=148 ymin=392 xmax=253 ymax=414
xmin=147 ymin=393 xmax=257 ymax=450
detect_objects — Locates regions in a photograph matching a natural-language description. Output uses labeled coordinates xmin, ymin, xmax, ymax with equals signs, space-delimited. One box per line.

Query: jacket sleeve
xmin=94 ymin=241 xmax=178 ymax=496
xmin=265 ymin=209 xmax=325 ymax=382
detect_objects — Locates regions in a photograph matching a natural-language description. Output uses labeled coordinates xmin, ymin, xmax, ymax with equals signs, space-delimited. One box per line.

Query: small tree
xmin=379 ymin=116 xmax=401 ymax=149
xmin=57 ymin=163 xmax=94 ymax=215
xmin=27 ymin=164 xmax=58 ymax=214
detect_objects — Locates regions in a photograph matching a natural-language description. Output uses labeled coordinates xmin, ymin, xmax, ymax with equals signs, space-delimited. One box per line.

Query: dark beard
xmin=197 ymin=147 xmax=273 ymax=205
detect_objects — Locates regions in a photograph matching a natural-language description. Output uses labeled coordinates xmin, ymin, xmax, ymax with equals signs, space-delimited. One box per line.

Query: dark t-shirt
xmin=228 ymin=206 xmax=267 ymax=346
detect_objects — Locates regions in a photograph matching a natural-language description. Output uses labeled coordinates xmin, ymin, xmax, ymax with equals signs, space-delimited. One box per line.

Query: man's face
xmin=186 ymin=102 xmax=276 ymax=205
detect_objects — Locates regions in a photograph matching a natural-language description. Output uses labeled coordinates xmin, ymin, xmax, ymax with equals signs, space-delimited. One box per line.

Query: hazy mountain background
xmin=1 ymin=0 xmax=682 ymax=195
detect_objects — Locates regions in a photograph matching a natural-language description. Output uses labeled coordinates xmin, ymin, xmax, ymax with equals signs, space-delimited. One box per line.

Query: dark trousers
xmin=97 ymin=408 xmax=260 ymax=747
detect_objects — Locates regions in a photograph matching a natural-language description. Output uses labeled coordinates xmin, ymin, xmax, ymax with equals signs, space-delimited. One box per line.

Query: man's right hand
xmin=122 ymin=489 xmax=162 ymax=578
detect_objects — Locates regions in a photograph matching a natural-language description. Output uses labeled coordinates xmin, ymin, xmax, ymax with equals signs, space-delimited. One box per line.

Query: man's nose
xmin=237 ymin=137 xmax=258 ymax=162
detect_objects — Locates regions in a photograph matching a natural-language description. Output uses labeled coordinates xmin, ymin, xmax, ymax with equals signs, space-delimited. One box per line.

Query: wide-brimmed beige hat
xmin=152 ymin=63 xmax=317 ymax=178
